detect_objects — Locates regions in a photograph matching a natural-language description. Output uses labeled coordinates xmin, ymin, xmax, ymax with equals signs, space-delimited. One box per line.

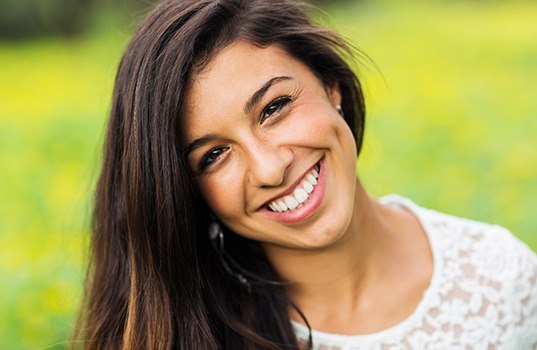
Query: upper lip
xmin=258 ymin=160 xmax=320 ymax=210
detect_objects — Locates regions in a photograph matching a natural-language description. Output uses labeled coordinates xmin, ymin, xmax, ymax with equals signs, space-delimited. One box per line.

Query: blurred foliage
xmin=1 ymin=0 xmax=536 ymax=348
xmin=0 ymin=0 xmax=150 ymax=39
xmin=0 ymin=0 xmax=93 ymax=38
xmin=0 ymin=0 xmax=354 ymax=39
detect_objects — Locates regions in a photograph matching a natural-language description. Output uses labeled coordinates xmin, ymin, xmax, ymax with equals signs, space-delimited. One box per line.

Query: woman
xmin=75 ymin=0 xmax=537 ymax=349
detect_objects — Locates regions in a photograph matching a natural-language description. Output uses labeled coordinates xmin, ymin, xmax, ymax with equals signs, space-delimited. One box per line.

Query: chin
xmin=295 ymin=214 xmax=353 ymax=250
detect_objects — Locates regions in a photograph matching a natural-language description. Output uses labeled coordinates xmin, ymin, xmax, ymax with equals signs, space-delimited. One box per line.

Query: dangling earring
xmin=208 ymin=217 xmax=292 ymax=293
xmin=335 ymin=104 xmax=344 ymax=117
xmin=208 ymin=219 xmax=310 ymax=346
xmin=209 ymin=220 xmax=251 ymax=291
xmin=208 ymin=221 xmax=224 ymax=250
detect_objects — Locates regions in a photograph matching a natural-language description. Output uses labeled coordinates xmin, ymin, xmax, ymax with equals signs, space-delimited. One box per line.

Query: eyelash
xmin=196 ymin=95 xmax=294 ymax=173
xmin=260 ymin=95 xmax=293 ymax=124
xmin=198 ymin=146 xmax=230 ymax=172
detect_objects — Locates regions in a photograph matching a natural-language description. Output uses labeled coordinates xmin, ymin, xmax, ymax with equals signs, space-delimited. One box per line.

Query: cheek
xmin=197 ymin=168 xmax=244 ymax=219
xmin=284 ymin=90 xmax=354 ymax=148
xmin=289 ymin=109 xmax=354 ymax=151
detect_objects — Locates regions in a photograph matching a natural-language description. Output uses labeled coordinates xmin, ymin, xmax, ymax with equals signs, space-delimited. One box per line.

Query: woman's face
xmin=183 ymin=41 xmax=358 ymax=250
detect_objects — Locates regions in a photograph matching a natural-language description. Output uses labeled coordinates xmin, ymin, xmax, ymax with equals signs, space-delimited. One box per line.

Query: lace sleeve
xmin=504 ymin=228 xmax=537 ymax=348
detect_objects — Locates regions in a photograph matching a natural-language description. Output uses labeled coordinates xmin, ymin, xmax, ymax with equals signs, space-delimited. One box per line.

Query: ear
xmin=325 ymin=79 xmax=342 ymax=107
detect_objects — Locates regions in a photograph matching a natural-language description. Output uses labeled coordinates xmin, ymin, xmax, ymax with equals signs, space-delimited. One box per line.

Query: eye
xmin=198 ymin=146 xmax=230 ymax=172
xmin=260 ymin=96 xmax=292 ymax=124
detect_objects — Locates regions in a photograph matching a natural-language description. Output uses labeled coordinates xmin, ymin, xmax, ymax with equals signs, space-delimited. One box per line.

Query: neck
xmin=262 ymin=178 xmax=423 ymax=327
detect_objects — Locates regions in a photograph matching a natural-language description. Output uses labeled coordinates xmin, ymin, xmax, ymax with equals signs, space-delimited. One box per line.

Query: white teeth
xmin=284 ymin=195 xmax=299 ymax=210
xmin=303 ymin=180 xmax=314 ymax=193
xmin=307 ymin=174 xmax=317 ymax=185
xmin=267 ymin=162 xmax=321 ymax=212
xmin=294 ymin=188 xmax=308 ymax=203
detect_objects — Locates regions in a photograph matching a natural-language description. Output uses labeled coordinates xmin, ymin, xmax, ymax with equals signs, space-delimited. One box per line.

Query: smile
xmin=267 ymin=163 xmax=320 ymax=212
xmin=260 ymin=158 xmax=326 ymax=224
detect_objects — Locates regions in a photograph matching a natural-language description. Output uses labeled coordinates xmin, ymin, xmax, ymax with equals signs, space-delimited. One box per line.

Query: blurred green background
xmin=1 ymin=0 xmax=535 ymax=348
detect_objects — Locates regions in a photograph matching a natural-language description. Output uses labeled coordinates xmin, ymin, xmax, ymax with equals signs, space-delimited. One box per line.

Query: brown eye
xmin=260 ymin=96 xmax=292 ymax=124
xmin=198 ymin=146 xmax=230 ymax=172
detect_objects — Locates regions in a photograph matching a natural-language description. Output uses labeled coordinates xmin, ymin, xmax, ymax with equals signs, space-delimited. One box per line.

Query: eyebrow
xmin=183 ymin=75 xmax=293 ymax=158
xmin=183 ymin=134 xmax=218 ymax=159
xmin=244 ymin=76 xmax=292 ymax=115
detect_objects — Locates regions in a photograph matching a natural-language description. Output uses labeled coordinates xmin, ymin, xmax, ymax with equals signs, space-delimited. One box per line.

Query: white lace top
xmin=293 ymin=194 xmax=537 ymax=349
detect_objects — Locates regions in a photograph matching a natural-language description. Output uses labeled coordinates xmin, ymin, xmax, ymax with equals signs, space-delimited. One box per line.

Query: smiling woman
xmin=184 ymin=43 xmax=357 ymax=244
xmin=73 ymin=0 xmax=537 ymax=349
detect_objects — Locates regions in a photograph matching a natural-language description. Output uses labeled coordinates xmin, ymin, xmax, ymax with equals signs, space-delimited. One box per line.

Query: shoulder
xmin=382 ymin=194 xmax=537 ymax=347
xmin=430 ymin=206 xmax=537 ymax=300
xmin=427 ymin=208 xmax=537 ymax=347
xmin=381 ymin=194 xmax=537 ymax=278
xmin=414 ymin=199 xmax=537 ymax=284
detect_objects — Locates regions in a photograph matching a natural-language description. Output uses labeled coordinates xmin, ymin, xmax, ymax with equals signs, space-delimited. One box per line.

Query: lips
xmin=260 ymin=158 xmax=326 ymax=224
xmin=267 ymin=163 xmax=320 ymax=212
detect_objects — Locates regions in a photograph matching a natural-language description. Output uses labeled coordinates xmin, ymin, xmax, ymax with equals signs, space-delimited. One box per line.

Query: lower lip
xmin=260 ymin=158 xmax=326 ymax=224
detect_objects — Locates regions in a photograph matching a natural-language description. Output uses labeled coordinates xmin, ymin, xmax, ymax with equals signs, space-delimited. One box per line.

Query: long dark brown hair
xmin=74 ymin=0 xmax=366 ymax=348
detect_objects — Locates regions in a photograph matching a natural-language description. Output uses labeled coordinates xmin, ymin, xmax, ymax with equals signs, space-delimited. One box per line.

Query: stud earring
xmin=335 ymin=104 xmax=344 ymax=117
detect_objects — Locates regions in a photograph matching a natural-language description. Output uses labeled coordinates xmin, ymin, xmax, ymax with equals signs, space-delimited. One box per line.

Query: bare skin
xmin=275 ymin=179 xmax=433 ymax=334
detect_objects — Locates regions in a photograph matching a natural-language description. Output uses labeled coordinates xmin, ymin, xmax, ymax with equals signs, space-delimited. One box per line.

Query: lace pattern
xmin=293 ymin=195 xmax=537 ymax=349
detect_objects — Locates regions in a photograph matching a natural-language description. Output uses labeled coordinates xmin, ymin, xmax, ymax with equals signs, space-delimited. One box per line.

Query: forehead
xmin=188 ymin=41 xmax=296 ymax=102
xmin=182 ymin=42 xmax=318 ymax=140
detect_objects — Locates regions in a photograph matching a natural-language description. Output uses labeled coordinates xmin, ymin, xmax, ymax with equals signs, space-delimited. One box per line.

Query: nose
xmin=246 ymin=137 xmax=293 ymax=188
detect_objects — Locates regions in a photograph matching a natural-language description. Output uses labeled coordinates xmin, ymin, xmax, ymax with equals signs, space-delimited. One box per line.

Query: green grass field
xmin=1 ymin=1 xmax=536 ymax=348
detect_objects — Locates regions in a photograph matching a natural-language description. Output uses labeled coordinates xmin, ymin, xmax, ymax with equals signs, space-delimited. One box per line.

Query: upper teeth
xmin=268 ymin=165 xmax=320 ymax=212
